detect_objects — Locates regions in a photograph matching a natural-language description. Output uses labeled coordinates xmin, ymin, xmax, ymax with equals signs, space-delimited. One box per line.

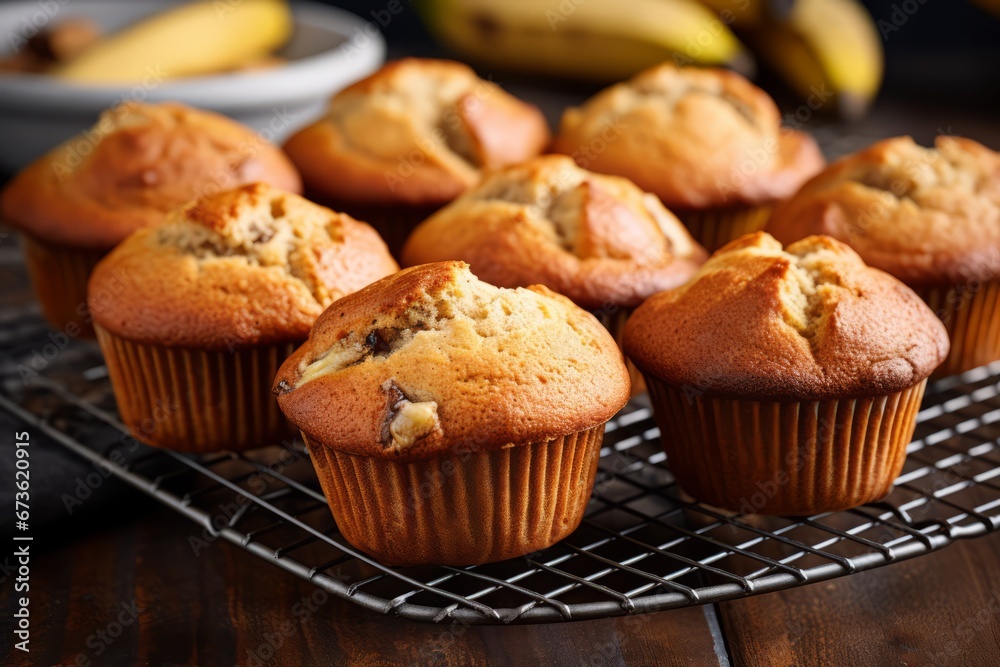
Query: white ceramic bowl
xmin=0 ymin=0 xmax=385 ymax=172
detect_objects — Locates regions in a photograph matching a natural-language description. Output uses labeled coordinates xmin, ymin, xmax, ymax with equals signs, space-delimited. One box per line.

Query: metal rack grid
xmin=3 ymin=308 xmax=999 ymax=625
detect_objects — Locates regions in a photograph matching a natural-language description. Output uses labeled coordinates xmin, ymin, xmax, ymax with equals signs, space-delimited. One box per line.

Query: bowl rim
xmin=0 ymin=0 xmax=386 ymax=113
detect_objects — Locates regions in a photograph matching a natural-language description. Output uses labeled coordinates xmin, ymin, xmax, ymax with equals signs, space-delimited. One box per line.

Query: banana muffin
xmin=624 ymin=232 xmax=949 ymax=515
xmin=273 ymin=261 xmax=630 ymax=566
xmin=401 ymin=154 xmax=708 ymax=390
xmin=1 ymin=101 xmax=302 ymax=336
xmin=283 ymin=58 xmax=550 ymax=256
xmin=768 ymin=135 xmax=1000 ymax=376
xmin=89 ymin=183 xmax=397 ymax=453
xmin=554 ymin=63 xmax=824 ymax=252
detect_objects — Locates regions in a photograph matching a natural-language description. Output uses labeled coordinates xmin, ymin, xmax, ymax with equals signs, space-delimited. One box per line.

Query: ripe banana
xmin=55 ymin=0 xmax=292 ymax=84
xmin=418 ymin=0 xmax=751 ymax=82
xmin=734 ymin=0 xmax=884 ymax=119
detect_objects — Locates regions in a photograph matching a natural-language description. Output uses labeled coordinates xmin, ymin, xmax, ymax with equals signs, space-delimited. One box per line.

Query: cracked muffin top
xmin=273 ymin=261 xmax=630 ymax=461
xmin=767 ymin=136 xmax=1000 ymax=287
xmin=553 ymin=64 xmax=824 ymax=210
xmin=623 ymin=233 xmax=949 ymax=401
xmin=88 ymin=183 xmax=398 ymax=349
xmin=282 ymin=58 xmax=551 ymax=207
xmin=1 ymin=102 xmax=302 ymax=250
xmin=401 ymin=155 xmax=707 ymax=309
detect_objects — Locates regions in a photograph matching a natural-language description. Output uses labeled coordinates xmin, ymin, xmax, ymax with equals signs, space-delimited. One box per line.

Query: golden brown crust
xmin=401 ymin=155 xmax=707 ymax=309
xmin=623 ymin=233 xmax=949 ymax=401
xmin=274 ymin=262 xmax=630 ymax=462
xmin=1 ymin=102 xmax=302 ymax=249
xmin=88 ymin=184 xmax=398 ymax=349
xmin=767 ymin=136 xmax=1000 ymax=286
xmin=282 ymin=58 xmax=551 ymax=207
xmin=553 ymin=64 xmax=824 ymax=209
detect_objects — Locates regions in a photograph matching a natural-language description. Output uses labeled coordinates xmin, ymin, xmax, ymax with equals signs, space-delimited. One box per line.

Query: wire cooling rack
xmin=2 ymin=302 xmax=1000 ymax=625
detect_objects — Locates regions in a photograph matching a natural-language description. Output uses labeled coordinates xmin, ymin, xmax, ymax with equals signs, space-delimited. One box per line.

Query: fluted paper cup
xmin=644 ymin=377 xmax=926 ymax=515
xmin=96 ymin=324 xmax=298 ymax=452
xmin=22 ymin=235 xmax=105 ymax=337
xmin=916 ymin=280 xmax=1000 ymax=377
xmin=306 ymin=426 xmax=605 ymax=566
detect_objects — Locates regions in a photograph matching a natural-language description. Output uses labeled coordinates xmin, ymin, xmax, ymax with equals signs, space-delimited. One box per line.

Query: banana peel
xmin=418 ymin=0 xmax=752 ymax=82
xmin=707 ymin=0 xmax=884 ymax=119
xmin=55 ymin=0 xmax=292 ymax=84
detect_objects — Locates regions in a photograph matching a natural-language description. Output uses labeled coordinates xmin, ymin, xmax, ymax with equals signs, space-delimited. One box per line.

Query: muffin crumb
xmin=295 ymin=266 xmax=575 ymax=386
xmin=152 ymin=184 xmax=367 ymax=308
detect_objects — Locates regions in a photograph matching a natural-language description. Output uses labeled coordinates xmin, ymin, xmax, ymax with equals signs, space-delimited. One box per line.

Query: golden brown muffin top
xmin=282 ymin=58 xmax=551 ymax=207
xmin=273 ymin=261 xmax=630 ymax=461
xmin=623 ymin=233 xmax=949 ymax=401
xmin=767 ymin=136 xmax=1000 ymax=286
xmin=401 ymin=155 xmax=708 ymax=309
xmin=554 ymin=64 xmax=824 ymax=210
xmin=1 ymin=102 xmax=302 ymax=250
xmin=88 ymin=183 xmax=398 ymax=349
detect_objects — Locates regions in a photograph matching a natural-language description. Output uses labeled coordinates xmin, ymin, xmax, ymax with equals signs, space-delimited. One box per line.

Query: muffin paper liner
xmin=916 ymin=280 xmax=1000 ymax=377
xmin=95 ymin=325 xmax=298 ymax=452
xmin=306 ymin=426 xmax=605 ymax=566
xmin=675 ymin=204 xmax=773 ymax=253
xmin=593 ymin=307 xmax=643 ymax=395
xmin=644 ymin=377 xmax=927 ymax=515
xmin=22 ymin=235 xmax=105 ymax=337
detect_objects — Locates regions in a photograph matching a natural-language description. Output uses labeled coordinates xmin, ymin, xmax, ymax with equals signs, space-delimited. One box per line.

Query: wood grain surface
xmin=3 ymin=501 xmax=998 ymax=667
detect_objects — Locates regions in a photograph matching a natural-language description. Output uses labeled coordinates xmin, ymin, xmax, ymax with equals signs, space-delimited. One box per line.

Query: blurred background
xmin=0 ymin=0 xmax=997 ymax=171
xmin=321 ymin=0 xmax=1000 ymax=151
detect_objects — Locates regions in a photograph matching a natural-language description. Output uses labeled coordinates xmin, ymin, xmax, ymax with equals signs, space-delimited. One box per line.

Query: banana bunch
xmin=417 ymin=0 xmax=752 ymax=82
xmin=419 ymin=0 xmax=883 ymax=119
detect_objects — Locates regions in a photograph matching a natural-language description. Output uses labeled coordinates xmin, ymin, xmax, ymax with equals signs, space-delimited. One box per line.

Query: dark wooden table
xmin=5 ymin=501 xmax=999 ymax=667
